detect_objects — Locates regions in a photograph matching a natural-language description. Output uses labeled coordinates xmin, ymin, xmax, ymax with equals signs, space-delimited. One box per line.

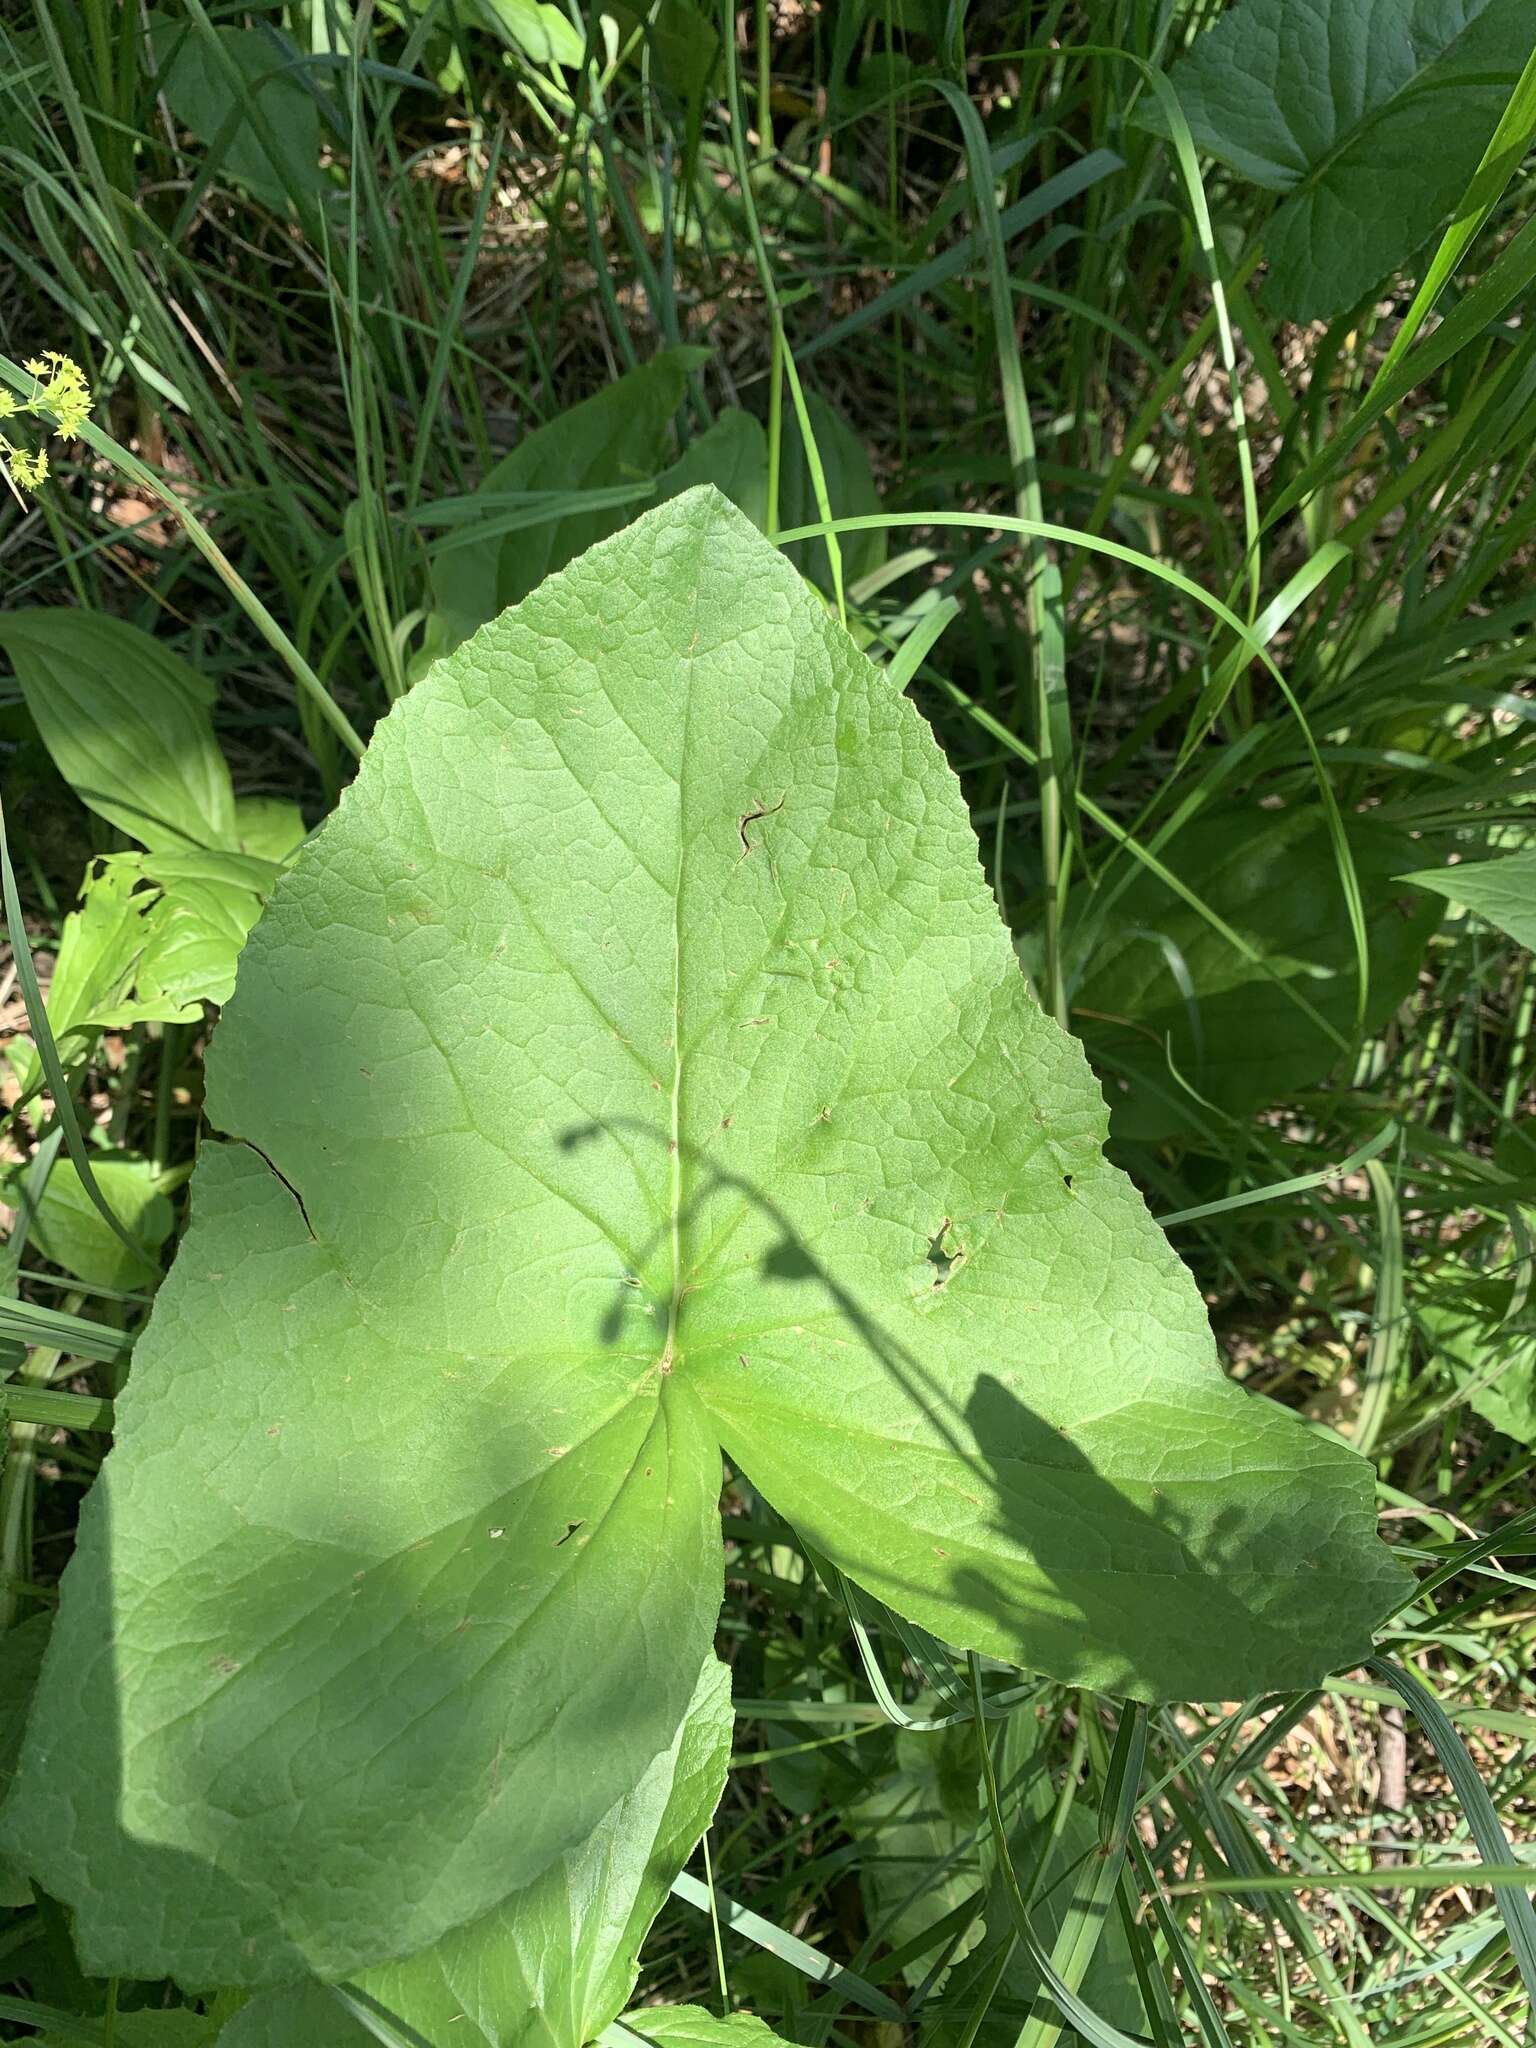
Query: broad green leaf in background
xmin=220 ymin=1656 xmax=732 ymax=2048
xmin=922 ymin=1712 xmax=1143 ymax=2047
xmin=654 ymin=410 xmax=771 ymax=533
xmin=611 ymin=2011 xmax=793 ymax=2048
xmin=477 ymin=346 xmax=705 ymax=591
xmin=922 ymin=1802 xmax=1146 ymax=2046
xmin=0 ymin=1155 xmax=172 ymax=1291
xmin=0 ymin=1612 xmax=48 ymax=1907
xmin=1140 ymin=0 xmax=1536 ymax=318
xmin=1421 ymin=1269 xmax=1536 ymax=1446
xmin=619 ymin=0 xmax=720 ymax=174
xmin=426 ymin=348 xmax=707 ymax=658
xmin=232 ymin=797 xmax=308 ymax=864
xmin=778 ymin=390 xmax=885 ymax=593
xmin=38 ymin=2014 xmax=222 ymax=2048
xmin=845 ymin=1718 xmax=983 ymax=1986
xmin=1071 ymin=807 xmax=1442 ymax=1140
xmin=148 ymin=15 xmax=326 ymax=208
xmin=0 ymin=611 xmax=295 ymax=1035
xmin=1400 ymin=849 xmax=1536 ymax=951
xmin=478 ymin=0 xmax=587 ymax=70
xmin=0 ymin=611 xmax=235 ymax=852
xmin=2 ymin=491 xmax=1405 ymax=1989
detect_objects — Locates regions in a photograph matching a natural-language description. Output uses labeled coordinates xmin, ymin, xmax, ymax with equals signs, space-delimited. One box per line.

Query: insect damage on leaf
xmin=1 ymin=487 xmax=1410 ymax=1989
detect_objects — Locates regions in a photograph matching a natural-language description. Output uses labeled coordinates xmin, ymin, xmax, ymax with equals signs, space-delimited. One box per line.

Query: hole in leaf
xmin=927 ymin=1219 xmax=962 ymax=1285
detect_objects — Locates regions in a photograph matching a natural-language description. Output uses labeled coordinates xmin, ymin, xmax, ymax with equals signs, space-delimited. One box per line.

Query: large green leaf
xmin=0 ymin=611 xmax=235 ymax=853
xmin=1142 ymin=0 xmax=1536 ymax=318
xmin=1 ymin=491 xmax=1404 ymax=1988
xmin=222 ymin=1656 xmax=733 ymax=2048
xmin=1071 ymin=807 xmax=1442 ymax=1139
xmin=1400 ymin=849 xmax=1536 ymax=951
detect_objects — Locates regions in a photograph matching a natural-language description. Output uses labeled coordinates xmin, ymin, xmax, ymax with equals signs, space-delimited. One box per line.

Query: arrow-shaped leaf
xmin=1 ymin=489 xmax=1406 ymax=1986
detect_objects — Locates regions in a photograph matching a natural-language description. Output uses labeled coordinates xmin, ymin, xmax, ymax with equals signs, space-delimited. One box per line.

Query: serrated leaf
xmin=2 ymin=491 xmax=1405 ymax=1989
xmin=43 ymin=854 xmax=271 ymax=1042
xmin=1400 ymin=849 xmax=1536 ymax=951
xmin=0 ymin=611 xmax=235 ymax=853
xmin=1072 ymin=807 xmax=1441 ymax=1139
xmin=1141 ymin=0 xmax=1536 ymax=318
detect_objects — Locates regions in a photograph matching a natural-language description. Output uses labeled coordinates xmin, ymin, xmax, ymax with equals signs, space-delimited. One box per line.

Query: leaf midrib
xmin=662 ymin=527 xmax=706 ymax=1372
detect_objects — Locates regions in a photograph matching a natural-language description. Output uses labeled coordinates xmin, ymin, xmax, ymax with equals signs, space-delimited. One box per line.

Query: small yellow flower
xmin=1 ymin=350 xmax=91 ymax=493
xmin=6 ymin=447 xmax=49 ymax=489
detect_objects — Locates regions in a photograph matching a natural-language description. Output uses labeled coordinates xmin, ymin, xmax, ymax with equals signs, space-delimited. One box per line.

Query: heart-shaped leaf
xmin=1 ymin=489 xmax=1406 ymax=1987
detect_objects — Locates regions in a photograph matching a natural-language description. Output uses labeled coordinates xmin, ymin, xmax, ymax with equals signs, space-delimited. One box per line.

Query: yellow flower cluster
xmin=0 ymin=352 xmax=93 ymax=492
